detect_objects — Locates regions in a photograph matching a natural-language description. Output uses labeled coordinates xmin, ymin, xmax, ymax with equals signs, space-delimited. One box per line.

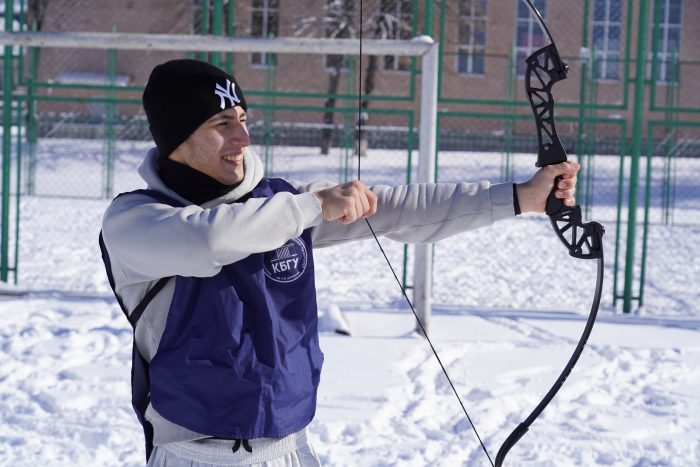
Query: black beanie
xmin=142 ymin=59 xmax=248 ymax=158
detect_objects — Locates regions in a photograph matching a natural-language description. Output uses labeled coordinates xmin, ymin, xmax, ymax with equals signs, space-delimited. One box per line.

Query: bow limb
xmin=494 ymin=2 xmax=606 ymax=465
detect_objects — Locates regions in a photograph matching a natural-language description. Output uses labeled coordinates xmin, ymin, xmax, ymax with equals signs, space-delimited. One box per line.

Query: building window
xmin=325 ymin=0 xmax=355 ymax=71
xmin=515 ymin=0 xmax=547 ymax=75
xmin=592 ymin=0 xmax=622 ymax=81
xmin=251 ymin=0 xmax=279 ymax=67
xmin=457 ymin=0 xmax=487 ymax=75
xmin=651 ymin=0 xmax=682 ymax=83
xmin=380 ymin=0 xmax=413 ymax=72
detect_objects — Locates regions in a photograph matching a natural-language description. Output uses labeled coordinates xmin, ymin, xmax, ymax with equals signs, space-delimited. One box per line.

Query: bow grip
xmin=545 ymin=175 xmax=565 ymax=216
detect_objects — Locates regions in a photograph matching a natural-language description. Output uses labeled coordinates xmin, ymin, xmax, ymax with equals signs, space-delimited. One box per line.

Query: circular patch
xmin=263 ymin=237 xmax=308 ymax=283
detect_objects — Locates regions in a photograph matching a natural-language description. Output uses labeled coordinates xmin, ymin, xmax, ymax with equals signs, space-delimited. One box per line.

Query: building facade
xmin=8 ymin=0 xmax=700 ymax=149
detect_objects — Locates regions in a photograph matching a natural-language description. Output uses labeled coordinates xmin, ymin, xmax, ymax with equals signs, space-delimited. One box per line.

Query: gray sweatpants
xmin=146 ymin=429 xmax=321 ymax=467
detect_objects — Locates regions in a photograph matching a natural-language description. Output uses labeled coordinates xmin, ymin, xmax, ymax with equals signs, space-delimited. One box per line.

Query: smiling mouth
xmin=222 ymin=154 xmax=243 ymax=163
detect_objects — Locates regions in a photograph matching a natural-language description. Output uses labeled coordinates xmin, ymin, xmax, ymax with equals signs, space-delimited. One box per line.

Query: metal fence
xmin=1 ymin=0 xmax=699 ymax=315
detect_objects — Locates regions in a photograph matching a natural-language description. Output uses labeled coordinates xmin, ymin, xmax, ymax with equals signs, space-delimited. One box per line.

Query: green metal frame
xmin=0 ymin=0 xmax=23 ymax=283
xmin=621 ymin=0 xmax=651 ymax=314
xmin=501 ymin=44 xmax=517 ymax=183
xmin=2 ymin=0 xmax=699 ymax=313
xmin=649 ymin=0 xmax=700 ymax=114
xmin=103 ymin=40 xmax=117 ymax=198
xmin=637 ymin=119 xmax=700 ymax=307
xmin=2 ymin=0 xmax=14 ymax=281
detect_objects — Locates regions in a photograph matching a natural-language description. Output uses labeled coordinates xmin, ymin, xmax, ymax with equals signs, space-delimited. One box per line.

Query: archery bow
xmin=494 ymin=1 xmax=606 ymax=465
xmin=355 ymin=0 xmax=605 ymax=465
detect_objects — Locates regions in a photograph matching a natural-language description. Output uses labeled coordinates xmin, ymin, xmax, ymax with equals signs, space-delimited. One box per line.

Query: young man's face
xmin=169 ymin=105 xmax=250 ymax=185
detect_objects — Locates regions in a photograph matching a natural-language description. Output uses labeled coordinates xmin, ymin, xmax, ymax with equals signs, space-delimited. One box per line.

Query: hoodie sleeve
xmin=101 ymin=190 xmax=322 ymax=284
xmin=308 ymin=181 xmax=515 ymax=247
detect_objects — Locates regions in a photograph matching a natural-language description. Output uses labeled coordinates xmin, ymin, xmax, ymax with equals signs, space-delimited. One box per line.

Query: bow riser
xmin=525 ymin=43 xmax=570 ymax=168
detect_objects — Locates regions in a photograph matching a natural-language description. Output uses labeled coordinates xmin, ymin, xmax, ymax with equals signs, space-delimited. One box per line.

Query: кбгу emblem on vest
xmin=264 ymin=237 xmax=308 ymax=283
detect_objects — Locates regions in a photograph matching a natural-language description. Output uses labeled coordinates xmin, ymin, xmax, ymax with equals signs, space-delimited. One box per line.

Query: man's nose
xmin=231 ymin=122 xmax=250 ymax=146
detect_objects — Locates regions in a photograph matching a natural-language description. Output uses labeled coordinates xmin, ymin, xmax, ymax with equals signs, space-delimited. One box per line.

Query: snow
xmin=0 ymin=141 xmax=699 ymax=466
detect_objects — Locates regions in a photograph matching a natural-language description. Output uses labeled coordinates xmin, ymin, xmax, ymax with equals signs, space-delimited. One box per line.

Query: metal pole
xmin=1 ymin=0 xmax=15 ymax=282
xmin=422 ymin=0 xmax=433 ymax=36
xmin=639 ymin=121 xmax=655 ymax=309
xmin=413 ymin=38 xmax=438 ymax=337
xmin=623 ymin=0 xmax=651 ymax=314
xmin=577 ymin=0 xmax=591 ymax=216
xmin=613 ymin=0 xmax=637 ymax=307
xmin=26 ymin=25 xmax=37 ymax=195
xmin=225 ymin=0 xmax=235 ymax=71
xmin=402 ymin=111 xmax=416 ymax=291
xmin=649 ymin=0 xmax=662 ymax=115
xmin=584 ymin=47 xmax=599 ymax=219
xmin=612 ymin=120 xmax=628 ymax=309
xmin=576 ymin=52 xmax=589 ymax=212
xmin=503 ymin=44 xmax=516 ymax=182
xmin=13 ymin=82 xmax=20 ymax=283
xmin=211 ymin=0 xmax=223 ymax=67
xmin=0 ymin=32 xmax=433 ymax=56
xmin=199 ymin=0 xmax=210 ymax=62
xmin=263 ymin=57 xmax=275 ymax=175
xmin=104 ymin=38 xmax=116 ymax=198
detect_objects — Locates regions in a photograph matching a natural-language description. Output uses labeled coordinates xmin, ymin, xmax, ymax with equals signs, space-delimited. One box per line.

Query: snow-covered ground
xmin=0 ymin=141 xmax=698 ymax=466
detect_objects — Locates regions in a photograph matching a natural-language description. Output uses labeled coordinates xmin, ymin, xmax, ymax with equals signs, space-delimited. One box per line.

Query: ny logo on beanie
xmin=214 ymin=79 xmax=241 ymax=110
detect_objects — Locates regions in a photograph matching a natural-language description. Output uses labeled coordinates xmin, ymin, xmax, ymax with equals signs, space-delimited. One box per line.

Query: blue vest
xmin=101 ymin=178 xmax=323 ymax=448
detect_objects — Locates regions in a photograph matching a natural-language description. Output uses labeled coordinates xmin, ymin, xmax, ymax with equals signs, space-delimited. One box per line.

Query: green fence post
xmin=199 ymin=0 xmax=210 ymax=62
xmin=342 ymin=57 xmax=355 ymax=183
xmin=225 ymin=0 xmax=235 ymax=70
xmin=612 ymin=120 xmax=628 ymax=309
xmin=403 ymin=110 xmax=416 ymax=290
xmin=662 ymin=51 xmax=679 ymax=225
xmin=584 ymin=47 xmax=599 ymax=219
xmin=576 ymin=51 xmax=589 ymax=207
xmin=422 ymin=0 xmax=433 ymax=36
xmin=622 ymin=0 xmax=651 ymax=314
xmin=1 ymin=0 xmax=15 ymax=282
xmin=211 ymin=0 xmax=223 ymax=67
xmin=576 ymin=0 xmax=590 ymax=215
xmin=639 ymin=120 xmax=656 ymax=309
xmin=26 ymin=26 xmax=37 ymax=195
xmin=262 ymin=61 xmax=276 ymax=176
xmin=186 ymin=26 xmax=196 ymax=60
xmin=13 ymin=88 xmax=20 ymax=283
xmin=104 ymin=37 xmax=117 ymax=199
xmin=502 ymin=44 xmax=516 ymax=182
xmin=649 ymin=0 xmax=662 ymax=113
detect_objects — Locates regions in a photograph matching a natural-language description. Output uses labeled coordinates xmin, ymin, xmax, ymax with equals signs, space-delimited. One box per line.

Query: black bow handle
xmin=525 ymin=42 xmax=605 ymax=261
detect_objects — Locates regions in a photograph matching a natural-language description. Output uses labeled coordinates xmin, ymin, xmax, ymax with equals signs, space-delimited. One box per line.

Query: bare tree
xmin=357 ymin=9 xmax=410 ymax=157
xmin=27 ymin=0 xmax=49 ymax=30
xmin=296 ymin=0 xmax=412 ymax=156
xmin=296 ymin=0 xmax=357 ymax=155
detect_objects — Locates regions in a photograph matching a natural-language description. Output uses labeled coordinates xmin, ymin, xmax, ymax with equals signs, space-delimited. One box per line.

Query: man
xmin=100 ymin=59 xmax=579 ymax=466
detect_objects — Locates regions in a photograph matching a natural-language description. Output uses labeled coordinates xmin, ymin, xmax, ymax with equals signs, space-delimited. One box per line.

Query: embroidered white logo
xmin=263 ymin=237 xmax=308 ymax=283
xmin=214 ymin=79 xmax=241 ymax=110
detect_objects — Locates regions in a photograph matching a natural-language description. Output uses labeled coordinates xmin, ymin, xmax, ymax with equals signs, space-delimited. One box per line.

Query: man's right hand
xmin=313 ymin=180 xmax=378 ymax=224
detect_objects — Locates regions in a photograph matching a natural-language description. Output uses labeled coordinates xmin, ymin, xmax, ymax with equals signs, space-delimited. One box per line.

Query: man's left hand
xmin=516 ymin=161 xmax=580 ymax=214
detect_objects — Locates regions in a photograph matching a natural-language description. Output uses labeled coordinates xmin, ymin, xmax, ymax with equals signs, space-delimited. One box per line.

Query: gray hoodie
xmin=101 ymin=147 xmax=515 ymax=446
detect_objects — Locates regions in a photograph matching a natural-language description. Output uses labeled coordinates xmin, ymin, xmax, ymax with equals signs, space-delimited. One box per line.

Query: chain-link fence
xmin=1 ymin=0 xmax=699 ymax=315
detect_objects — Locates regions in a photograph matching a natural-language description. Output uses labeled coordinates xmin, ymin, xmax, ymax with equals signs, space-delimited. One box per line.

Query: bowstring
xmin=354 ymin=1 xmax=494 ymax=465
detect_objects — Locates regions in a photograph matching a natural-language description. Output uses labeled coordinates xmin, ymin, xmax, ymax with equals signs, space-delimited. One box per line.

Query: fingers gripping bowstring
xmin=355 ymin=1 xmax=494 ymax=465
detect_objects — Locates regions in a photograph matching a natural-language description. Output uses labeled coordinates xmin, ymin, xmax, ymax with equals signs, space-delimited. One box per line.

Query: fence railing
xmin=1 ymin=0 xmax=699 ymax=317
